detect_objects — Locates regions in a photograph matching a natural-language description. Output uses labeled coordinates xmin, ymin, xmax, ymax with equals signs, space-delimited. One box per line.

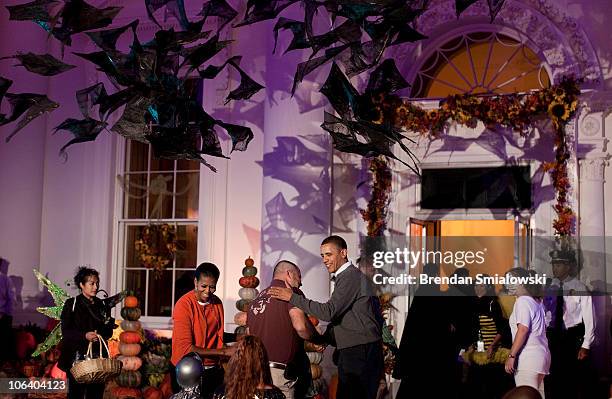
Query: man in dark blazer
xmin=269 ymin=235 xmax=383 ymax=399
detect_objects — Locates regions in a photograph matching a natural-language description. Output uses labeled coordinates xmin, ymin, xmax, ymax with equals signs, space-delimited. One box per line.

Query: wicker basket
xmin=70 ymin=334 xmax=122 ymax=384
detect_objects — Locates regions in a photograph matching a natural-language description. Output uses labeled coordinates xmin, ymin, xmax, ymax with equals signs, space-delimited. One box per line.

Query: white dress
xmin=509 ymin=296 xmax=551 ymax=374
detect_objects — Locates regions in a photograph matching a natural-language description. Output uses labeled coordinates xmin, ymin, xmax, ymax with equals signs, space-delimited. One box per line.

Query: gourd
xmin=234 ymin=311 xmax=247 ymax=326
xmin=120 ymin=320 xmax=142 ymax=332
xmin=119 ymin=331 xmax=141 ymax=344
xmin=121 ymin=307 xmax=142 ymax=321
xmin=308 ymin=315 xmax=319 ymax=327
xmin=235 ymin=299 xmax=251 ymax=312
xmin=245 ymin=257 xmax=255 ymax=267
xmin=239 ymin=276 xmax=259 ymax=288
xmin=242 ymin=266 xmax=257 ymax=277
xmin=124 ymin=296 xmax=139 ymax=308
xmin=117 ymin=355 xmax=142 ymax=371
xmin=118 ymin=343 xmax=142 ymax=356
xmin=238 ymin=287 xmax=258 ymax=300
xmin=307 ymin=351 xmax=323 ymax=364
xmin=116 ymin=370 xmax=142 ymax=388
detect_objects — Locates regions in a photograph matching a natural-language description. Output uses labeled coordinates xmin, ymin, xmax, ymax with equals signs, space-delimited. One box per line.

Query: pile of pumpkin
xmin=304 ymin=315 xmax=326 ymax=398
xmin=233 ymin=256 xmax=259 ymax=334
xmin=112 ymin=295 xmax=148 ymax=399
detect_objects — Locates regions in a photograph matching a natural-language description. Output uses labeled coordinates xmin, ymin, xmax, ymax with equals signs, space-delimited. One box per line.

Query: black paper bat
xmin=199 ymin=55 xmax=241 ymax=79
xmin=180 ymin=34 xmax=233 ymax=72
xmin=110 ymin=97 xmax=153 ymax=142
xmin=309 ymin=20 xmax=362 ymax=56
xmin=86 ymin=20 xmax=139 ymax=51
xmin=148 ymin=126 xmax=218 ymax=172
xmin=50 ymin=0 xmax=122 ymax=45
xmin=225 ymin=59 xmax=265 ymax=103
xmin=199 ymin=126 xmax=227 ymax=158
xmin=1 ymin=52 xmax=75 ymax=76
xmin=487 ymin=0 xmax=506 ymax=21
xmin=273 ymin=18 xmax=308 ymax=54
xmin=216 ymin=121 xmax=254 ymax=152
xmin=366 ymin=58 xmax=409 ymax=94
xmin=199 ymin=0 xmax=238 ymax=30
xmin=319 ymin=63 xmax=359 ymax=119
xmin=234 ymin=0 xmax=298 ymax=27
xmin=5 ymin=0 xmax=60 ymax=22
xmin=1 ymin=93 xmax=59 ymax=142
xmin=291 ymin=44 xmax=350 ymax=94
xmin=145 ymin=0 xmax=191 ymax=31
xmin=101 ymin=290 xmax=127 ymax=313
xmin=455 ymin=0 xmax=478 ymax=16
xmin=75 ymin=82 xmax=107 ymax=119
xmin=53 ymin=117 xmax=108 ymax=154
xmin=321 ymin=111 xmax=419 ymax=174
xmin=0 ymin=76 xmax=12 ymax=105
xmin=151 ymin=23 xmax=210 ymax=54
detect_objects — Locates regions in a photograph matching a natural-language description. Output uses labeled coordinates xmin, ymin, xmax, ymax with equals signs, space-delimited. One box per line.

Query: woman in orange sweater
xmin=171 ymin=262 xmax=234 ymax=398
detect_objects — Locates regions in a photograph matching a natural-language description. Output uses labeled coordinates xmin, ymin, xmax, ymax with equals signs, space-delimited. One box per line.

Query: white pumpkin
xmin=233 ymin=311 xmax=247 ymax=326
xmin=307 ymin=351 xmax=323 ymax=365
xmin=117 ymin=355 xmax=142 ymax=371
xmin=238 ymin=288 xmax=258 ymax=301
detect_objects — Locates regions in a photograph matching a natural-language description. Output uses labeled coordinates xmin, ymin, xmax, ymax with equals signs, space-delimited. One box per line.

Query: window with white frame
xmin=411 ymin=31 xmax=550 ymax=98
xmin=117 ymin=139 xmax=200 ymax=320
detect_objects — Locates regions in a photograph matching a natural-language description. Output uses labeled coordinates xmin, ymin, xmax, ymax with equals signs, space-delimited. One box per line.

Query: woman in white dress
xmin=504 ymin=267 xmax=550 ymax=398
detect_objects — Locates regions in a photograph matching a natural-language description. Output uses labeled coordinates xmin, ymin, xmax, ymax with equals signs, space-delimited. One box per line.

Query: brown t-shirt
xmin=247 ymin=279 xmax=303 ymax=364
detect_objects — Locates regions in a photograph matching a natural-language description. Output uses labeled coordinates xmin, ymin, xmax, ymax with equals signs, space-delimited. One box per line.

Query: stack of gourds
xmin=305 ymin=315 xmax=326 ymax=396
xmin=113 ymin=295 xmax=143 ymax=398
xmin=233 ymin=257 xmax=259 ymax=335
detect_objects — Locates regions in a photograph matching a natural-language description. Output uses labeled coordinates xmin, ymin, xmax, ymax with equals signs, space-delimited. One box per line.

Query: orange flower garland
xmin=367 ymin=77 xmax=580 ymax=236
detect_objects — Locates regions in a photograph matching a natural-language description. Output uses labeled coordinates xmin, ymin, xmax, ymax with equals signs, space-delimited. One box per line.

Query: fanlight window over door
xmin=411 ymin=32 xmax=550 ymax=98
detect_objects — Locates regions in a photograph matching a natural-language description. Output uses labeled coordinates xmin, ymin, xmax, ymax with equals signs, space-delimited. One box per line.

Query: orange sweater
xmin=171 ymin=291 xmax=224 ymax=366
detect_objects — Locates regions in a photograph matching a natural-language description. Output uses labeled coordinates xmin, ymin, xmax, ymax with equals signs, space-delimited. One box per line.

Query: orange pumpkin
xmin=124 ymin=296 xmax=139 ymax=308
xmin=160 ymin=373 xmax=173 ymax=398
xmin=310 ymin=364 xmax=322 ymax=379
xmin=308 ymin=315 xmax=319 ymax=327
xmin=120 ymin=320 xmax=142 ymax=332
xmin=120 ymin=331 xmax=141 ymax=344
xmin=113 ymin=386 xmax=142 ymax=398
xmin=239 ymin=276 xmax=259 ymax=288
xmin=244 ymin=257 xmax=255 ymax=267
xmin=118 ymin=355 xmax=143 ymax=371
xmin=119 ymin=343 xmax=141 ymax=356
xmin=143 ymin=386 xmax=163 ymax=399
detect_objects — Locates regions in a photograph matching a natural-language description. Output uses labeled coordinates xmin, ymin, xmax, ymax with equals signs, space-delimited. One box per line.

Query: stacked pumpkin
xmin=233 ymin=257 xmax=259 ymax=335
xmin=114 ymin=295 xmax=144 ymax=399
xmin=305 ymin=315 xmax=326 ymax=396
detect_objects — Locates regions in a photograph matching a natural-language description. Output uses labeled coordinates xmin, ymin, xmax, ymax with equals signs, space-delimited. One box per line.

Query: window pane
xmin=125 ymin=270 xmax=146 ymax=310
xmin=177 ymin=159 xmax=201 ymax=171
xmin=127 ymin=141 xmax=149 ymax=172
xmin=148 ymin=174 xmax=174 ymax=219
xmin=175 ymin=172 xmax=199 ymax=219
xmin=175 ymin=269 xmax=195 ymax=303
xmin=150 ymin=156 xmax=175 ymax=172
xmin=124 ymin=174 xmax=148 ymax=219
xmin=175 ymin=225 xmax=198 ymax=268
xmin=126 ymin=225 xmax=145 ymax=267
xmin=148 ymin=270 xmax=173 ymax=316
